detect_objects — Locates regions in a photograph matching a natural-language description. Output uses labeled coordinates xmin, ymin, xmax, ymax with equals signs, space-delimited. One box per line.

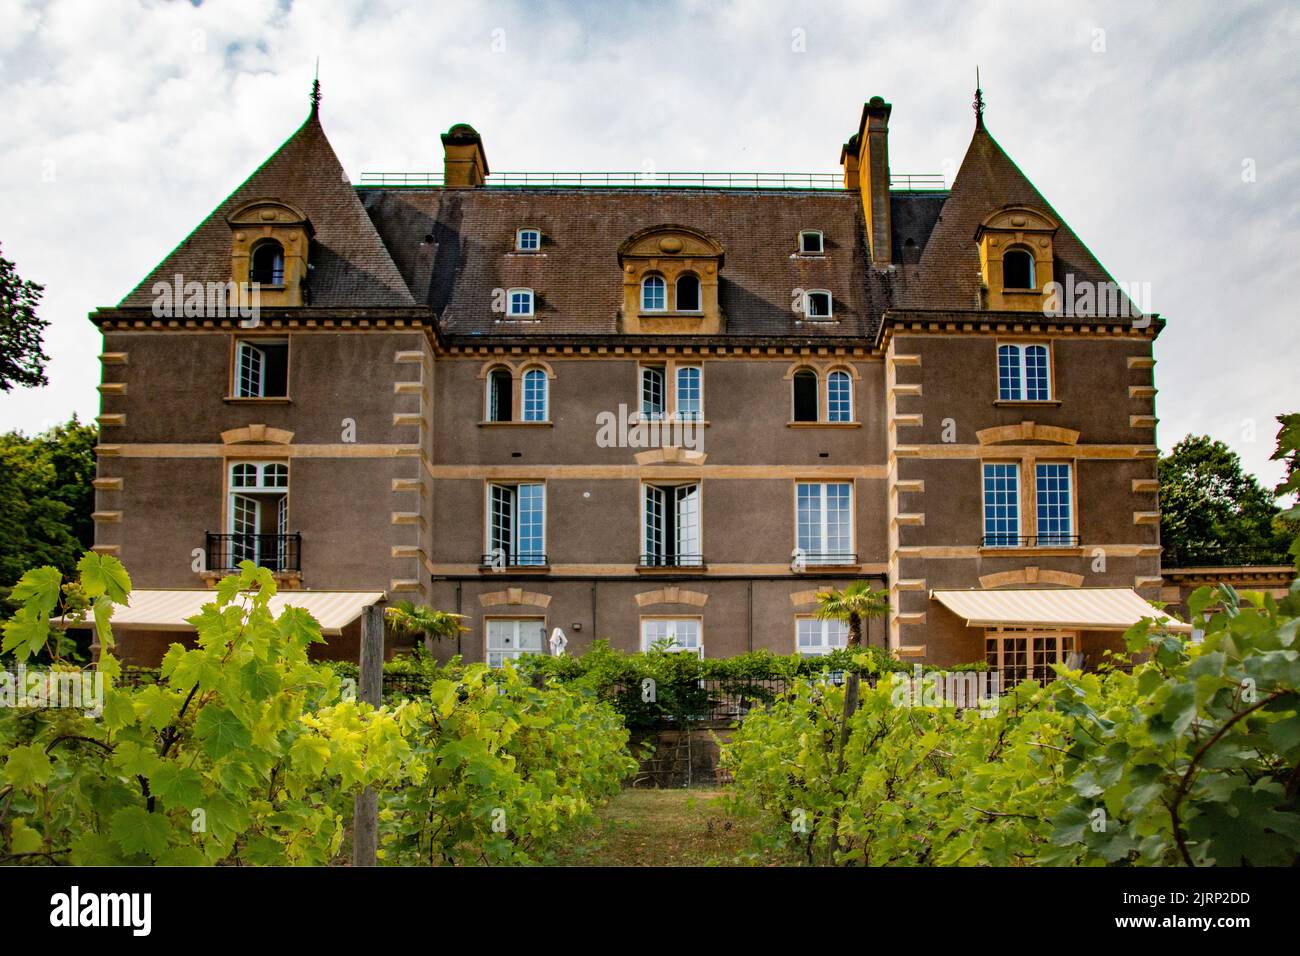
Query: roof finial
xmin=310 ymin=58 xmax=322 ymax=115
xmin=973 ymin=66 xmax=985 ymax=130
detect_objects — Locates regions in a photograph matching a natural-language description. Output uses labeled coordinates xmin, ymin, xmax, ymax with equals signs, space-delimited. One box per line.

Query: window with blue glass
xmin=522 ymin=368 xmax=548 ymax=422
xmin=982 ymin=463 xmax=1020 ymax=547
xmin=507 ymin=288 xmax=534 ymax=317
xmin=796 ymin=481 xmax=853 ymax=564
xmin=997 ymin=343 xmax=1051 ymax=401
xmin=1035 ymin=463 xmax=1073 ymax=545
xmin=827 ymin=370 xmax=852 ymax=422
xmin=676 ymin=366 xmax=701 ymax=420
xmin=488 ymin=482 xmax=545 ymax=566
xmin=641 ymin=274 xmax=666 ymax=311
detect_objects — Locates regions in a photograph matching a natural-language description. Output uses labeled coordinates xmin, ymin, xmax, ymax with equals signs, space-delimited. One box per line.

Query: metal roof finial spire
xmin=310 ymin=58 xmax=322 ymax=115
xmin=973 ymin=66 xmax=985 ymax=130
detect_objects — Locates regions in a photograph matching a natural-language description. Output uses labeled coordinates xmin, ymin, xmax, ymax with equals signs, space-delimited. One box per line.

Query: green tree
xmin=1271 ymin=413 xmax=1300 ymax=567
xmin=384 ymin=600 xmax=467 ymax=653
xmin=0 ymin=416 xmax=98 ymax=589
xmin=1158 ymin=434 xmax=1291 ymax=566
xmin=0 ymin=244 xmax=48 ymax=391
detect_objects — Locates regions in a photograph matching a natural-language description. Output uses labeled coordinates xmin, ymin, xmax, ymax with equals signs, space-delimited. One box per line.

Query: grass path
xmin=555 ymin=788 xmax=771 ymax=866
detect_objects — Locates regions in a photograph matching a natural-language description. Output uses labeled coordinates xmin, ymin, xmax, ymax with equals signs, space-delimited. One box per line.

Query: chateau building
xmin=89 ymin=86 xmax=1181 ymax=677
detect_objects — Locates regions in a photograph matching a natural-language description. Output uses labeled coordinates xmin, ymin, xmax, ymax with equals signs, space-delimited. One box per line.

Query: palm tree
xmin=814 ymin=580 xmax=889 ymax=651
xmin=384 ymin=601 xmax=467 ymax=653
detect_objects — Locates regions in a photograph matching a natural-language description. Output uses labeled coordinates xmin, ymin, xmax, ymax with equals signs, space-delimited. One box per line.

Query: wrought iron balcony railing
xmin=480 ymin=552 xmax=549 ymax=569
xmin=205 ymin=533 xmax=301 ymax=573
xmin=639 ymin=553 xmax=706 ymax=569
xmin=981 ymin=534 xmax=1081 ymax=549
xmin=793 ymin=552 xmax=860 ymax=568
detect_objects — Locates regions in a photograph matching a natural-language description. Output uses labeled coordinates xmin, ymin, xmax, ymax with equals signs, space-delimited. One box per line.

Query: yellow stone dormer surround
xmin=617 ymin=224 xmax=725 ymax=334
xmin=975 ymin=205 xmax=1058 ymax=311
xmin=227 ymin=198 xmax=314 ymax=307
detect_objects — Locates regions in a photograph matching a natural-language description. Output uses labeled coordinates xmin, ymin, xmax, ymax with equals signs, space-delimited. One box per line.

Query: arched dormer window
xmin=1002 ymin=248 xmax=1035 ymax=290
xmin=641 ymin=274 xmax=666 ymax=312
xmin=250 ymin=240 xmax=285 ymax=286
xmin=675 ymin=273 xmax=701 ymax=312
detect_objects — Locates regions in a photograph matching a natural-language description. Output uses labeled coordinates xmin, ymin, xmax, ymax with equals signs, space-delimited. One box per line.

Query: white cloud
xmin=0 ymin=0 xmax=1295 ymax=489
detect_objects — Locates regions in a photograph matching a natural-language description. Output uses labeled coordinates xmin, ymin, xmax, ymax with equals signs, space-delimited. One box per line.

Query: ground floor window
xmin=796 ymin=617 xmax=847 ymax=656
xmin=640 ymin=617 xmax=703 ymax=657
xmin=486 ymin=617 xmax=545 ymax=668
xmin=984 ymin=629 xmax=1077 ymax=684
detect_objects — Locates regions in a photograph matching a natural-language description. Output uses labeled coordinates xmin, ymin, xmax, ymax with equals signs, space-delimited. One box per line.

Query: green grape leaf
xmin=148 ymin=764 xmax=206 ymax=809
xmin=195 ymin=705 xmax=252 ymax=760
xmin=2 ymin=744 xmax=53 ymax=792
xmin=77 ymin=552 xmax=132 ymax=602
xmin=109 ymin=806 xmax=172 ymax=859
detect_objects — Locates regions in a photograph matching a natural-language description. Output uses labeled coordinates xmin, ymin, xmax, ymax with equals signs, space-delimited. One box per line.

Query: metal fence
xmin=358 ymin=170 xmax=947 ymax=191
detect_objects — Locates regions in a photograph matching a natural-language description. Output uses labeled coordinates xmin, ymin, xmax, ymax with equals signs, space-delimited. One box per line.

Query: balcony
xmin=205 ymin=532 xmax=302 ymax=573
xmin=980 ymin=534 xmax=1081 ymax=549
xmin=480 ymin=552 xmax=549 ymax=571
xmin=639 ymin=553 xmax=706 ymax=570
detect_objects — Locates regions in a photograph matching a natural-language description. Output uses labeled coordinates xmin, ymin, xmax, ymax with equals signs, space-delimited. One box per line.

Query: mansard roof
xmin=119 ymin=109 xmax=415 ymax=309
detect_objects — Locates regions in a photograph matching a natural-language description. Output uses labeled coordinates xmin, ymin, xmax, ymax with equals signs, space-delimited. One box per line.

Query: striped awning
xmin=930 ymin=587 xmax=1191 ymax=632
xmin=101 ymin=590 xmax=385 ymax=635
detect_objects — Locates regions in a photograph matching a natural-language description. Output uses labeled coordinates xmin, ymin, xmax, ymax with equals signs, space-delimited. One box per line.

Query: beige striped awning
xmin=102 ymin=590 xmax=385 ymax=635
xmin=930 ymin=587 xmax=1191 ymax=632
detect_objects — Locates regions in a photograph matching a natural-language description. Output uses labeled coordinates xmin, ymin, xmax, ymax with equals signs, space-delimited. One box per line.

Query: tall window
xmin=487 ymin=482 xmax=545 ymax=566
xmin=515 ymin=228 xmax=541 ymax=252
xmin=792 ymin=370 xmax=818 ymax=422
xmin=486 ymin=618 xmax=545 ymax=667
xmin=227 ymin=461 xmax=289 ymax=570
xmin=675 ymin=274 xmax=701 ymax=311
xmin=641 ymin=274 xmax=666 ymax=312
xmin=982 ymin=463 xmax=1020 ymax=547
xmin=827 ymin=371 xmax=852 ymax=422
xmin=507 ymin=288 xmax=534 ymax=317
xmin=640 ymin=365 xmax=665 ymax=420
xmin=676 ymin=366 xmax=701 ymax=421
xmin=797 ymin=617 xmax=847 ymax=656
xmin=1003 ymin=249 xmax=1035 ymax=289
xmin=643 ymin=483 xmax=701 ymax=567
xmin=796 ymin=482 xmax=853 ymax=565
xmin=986 ymin=630 xmax=1076 ymax=684
xmin=234 ymin=339 xmax=288 ymax=398
xmin=250 ymin=241 xmax=285 ymax=286
xmin=1035 ymin=463 xmax=1074 ymax=545
xmin=640 ymin=618 xmax=702 ymax=656
xmin=997 ymin=344 xmax=1051 ymax=401
xmin=522 ymin=369 xmax=548 ymax=422
xmin=487 ymin=368 xmax=513 ymax=422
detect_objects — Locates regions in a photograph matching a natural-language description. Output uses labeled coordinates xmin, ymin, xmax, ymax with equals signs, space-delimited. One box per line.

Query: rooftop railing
xmin=357 ymin=171 xmax=947 ymax=191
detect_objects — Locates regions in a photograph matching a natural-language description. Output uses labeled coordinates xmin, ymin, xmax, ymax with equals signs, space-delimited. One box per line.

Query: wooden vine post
xmin=352 ymin=603 xmax=384 ymax=867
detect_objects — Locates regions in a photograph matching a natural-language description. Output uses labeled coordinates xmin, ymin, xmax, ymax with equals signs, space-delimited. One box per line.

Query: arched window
xmin=675 ymin=274 xmax=701 ymax=312
xmin=487 ymin=368 xmax=513 ymax=422
xmin=827 ymin=371 xmax=852 ymax=422
xmin=641 ymin=274 xmax=666 ymax=312
xmin=1003 ymin=249 xmax=1035 ymax=290
xmin=793 ymin=369 xmax=819 ymax=422
xmin=250 ymin=241 xmax=285 ymax=286
xmin=522 ymin=368 xmax=548 ymax=422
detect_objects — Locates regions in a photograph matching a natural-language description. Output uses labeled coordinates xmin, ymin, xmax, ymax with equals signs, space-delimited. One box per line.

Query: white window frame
xmin=640 ymin=617 xmax=703 ymax=657
xmin=507 ymin=288 xmax=535 ymax=318
xmin=1003 ymin=248 xmax=1036 ymax=290
xmin=795 ymin=481 xmax=854 ymax=565
xmin=796 ymin=617 xmax=847 ymax=656
xmin=515 ymin=228 xmax=541 ymax=252
xmin=226 ymin=461 xmax=289 ymax=569
xmin=798 ymin=230 xmax=824 ymax=255
xmin=985 ymin=629 xmax=1077 ymax=684
xmin=234 ymin=338 xmax=288 ymax=398
xmin=639 ymin=364 xmax=666 ymax=420
xmin=521 ymin=367 xmax=548 ymax=422
xmin=803 ymin=289 xmax=833 ymax=319
xmin=982 ymin=462 xmax=1021 ymax=548
xmin=1034 ymin=461 xmax=1074 ymax=545
xmin=486 ymin=617 xmax=546 ymax=667
xmin=486 ymin=367 xmax=513 ymax=422
xmin=997 ymin=342 xmax=1052 ymax=401
xmin=826 ymin=370 xmax=853 ymax=423
xmin=674 ymin=273 xmax=702 ymax=312
xmin=642 ymin=482 xmax=702 ymax=566
xmin=641 ymin=275 xmax=667 ymax=312
xmin=486 ymin=481 xmax=546 ymax=566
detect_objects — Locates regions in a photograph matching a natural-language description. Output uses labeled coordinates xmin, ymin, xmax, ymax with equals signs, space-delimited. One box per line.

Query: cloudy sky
xmin=0 ymin=0 xmax=1296 ymax=488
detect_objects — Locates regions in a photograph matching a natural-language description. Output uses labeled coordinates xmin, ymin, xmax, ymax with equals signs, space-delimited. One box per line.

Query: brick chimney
xmin=850 ymin=97 xmax=892 ymax=268
xmin=441 ymin=123 xmax=489 ymax=187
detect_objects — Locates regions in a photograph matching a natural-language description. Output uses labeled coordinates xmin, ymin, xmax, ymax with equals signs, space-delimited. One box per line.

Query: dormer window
xmin=250 ymin=241 xmax=285 ymax=286
xmin=516 ymin=228 xmax=541 ymax=252
xmin=507 ymin=288 xmax=535 ymax=317
xmin=641 ymin=275 xmax=667 ymax=312
xmin=803 ymin=290 xmax=833 ymax=319
xmin=798 ymin=230 xmax=824 ymax=254
xmin=1003 ymin=248 xmax=1035 ymax=290
xmin=675 ymin=273 xmax=701 ymax=312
